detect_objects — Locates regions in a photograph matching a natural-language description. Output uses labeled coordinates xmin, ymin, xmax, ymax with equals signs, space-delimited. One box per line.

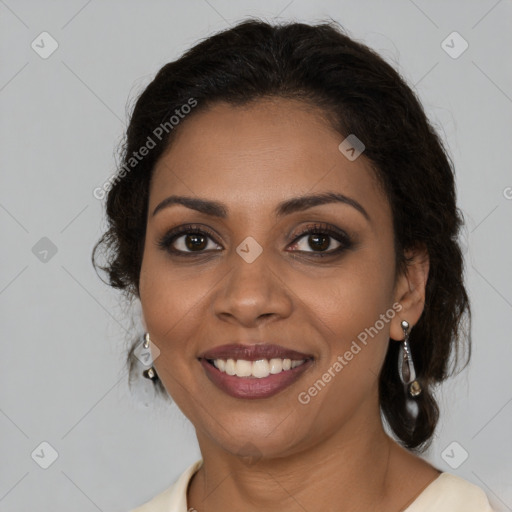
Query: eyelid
xmin=291 ymin=222 xmax=351 ymax=244
xmin=287 ymin=222 xmax=353 ymax=256
xmin=157 ymin=221 xmax=353 ymax=256
xmin=156 ymin=223 xmax=223 ymax=254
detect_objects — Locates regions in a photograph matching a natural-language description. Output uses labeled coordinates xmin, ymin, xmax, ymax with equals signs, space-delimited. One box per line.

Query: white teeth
xmin=210 ymin=358 xmax=306 ymax=378
xmin=235 ymin=359 xmax=252 ymax=377
xmin=252 ymin=359 xmax=270 ymax=378
xmin=269 ymin=358 xmax=283 ymax=374
xmin=225 ymin=358 xmax=236 ymax=376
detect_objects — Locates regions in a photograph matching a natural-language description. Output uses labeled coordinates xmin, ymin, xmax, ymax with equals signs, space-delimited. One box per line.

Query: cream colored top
xmin=129 ymin=460 xmax=495 ymax=512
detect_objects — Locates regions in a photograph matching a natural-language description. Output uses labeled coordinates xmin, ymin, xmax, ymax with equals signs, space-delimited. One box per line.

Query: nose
xmin=211 ymin=249 xmax=293 ymax=328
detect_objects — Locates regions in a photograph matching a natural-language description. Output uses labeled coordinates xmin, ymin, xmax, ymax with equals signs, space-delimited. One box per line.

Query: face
xmin=139 ymin=98 xmax=418 ymax=460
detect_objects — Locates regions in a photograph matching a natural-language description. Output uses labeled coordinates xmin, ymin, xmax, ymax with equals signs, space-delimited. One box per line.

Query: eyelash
xmin=156 ymin=222 xmax=353 ymax=258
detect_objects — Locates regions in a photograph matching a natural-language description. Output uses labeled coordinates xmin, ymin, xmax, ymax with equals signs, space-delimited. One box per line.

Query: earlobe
xmin=390 ymin=245 xmax=430 ymax=340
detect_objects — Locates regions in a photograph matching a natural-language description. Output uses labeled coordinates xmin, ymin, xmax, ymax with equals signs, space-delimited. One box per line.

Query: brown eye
xmin=184 ymin=233 xmax=208 ymax=251
xmin=292 ymin=233 xmax=341 ymax=253
xmin=157 ymin=225 xmax=222 ymax=255
xmin=288 ymin=223 xmax=351 ymax=256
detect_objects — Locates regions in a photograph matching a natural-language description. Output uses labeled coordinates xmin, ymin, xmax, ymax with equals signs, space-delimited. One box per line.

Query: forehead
xmin=150 ymin=98 xmax=388 ymax=222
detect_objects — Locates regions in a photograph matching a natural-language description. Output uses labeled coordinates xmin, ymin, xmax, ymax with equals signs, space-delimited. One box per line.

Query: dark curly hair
xmin=92 ymin=17 xmax=471 ymax=452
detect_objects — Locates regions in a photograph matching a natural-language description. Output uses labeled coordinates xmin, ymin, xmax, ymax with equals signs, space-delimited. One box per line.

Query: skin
xmin=139 ymin=97 xmax=439 ymax=512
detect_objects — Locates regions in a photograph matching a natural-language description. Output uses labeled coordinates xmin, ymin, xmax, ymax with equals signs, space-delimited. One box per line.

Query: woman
xmin=93 ymin=18 xmax=495 ymax=512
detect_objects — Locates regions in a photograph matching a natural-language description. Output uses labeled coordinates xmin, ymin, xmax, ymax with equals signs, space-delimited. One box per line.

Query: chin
xmin=196 ymin=408 xmax=311 ymax=461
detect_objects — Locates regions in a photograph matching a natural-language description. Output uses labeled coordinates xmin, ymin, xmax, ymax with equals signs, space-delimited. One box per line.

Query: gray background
xmin=1 ymin=1 xmax=511 ymax=511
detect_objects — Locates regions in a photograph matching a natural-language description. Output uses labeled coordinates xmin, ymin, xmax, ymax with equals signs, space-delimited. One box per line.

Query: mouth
xmin=198 ymin=344 xmax=314 ymax=399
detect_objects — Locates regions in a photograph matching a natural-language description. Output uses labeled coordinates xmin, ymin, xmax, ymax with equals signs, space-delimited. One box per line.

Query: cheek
xmin=295 ymin=255 xmax=396 ymax=404
xmin=139 ymin=268 xmax=206 ymax=419
xmin=139 ymin=249 xmax=204 ymax=379
xmin=303 ymin=259 xmax=396 ymax=341
xmin=140 ymin=271 xmax=207 ymax=353
xmin=292 ymin=275 xmax=395 ymax=437
xmin=140 ymin=232 xmax=207 ymax=327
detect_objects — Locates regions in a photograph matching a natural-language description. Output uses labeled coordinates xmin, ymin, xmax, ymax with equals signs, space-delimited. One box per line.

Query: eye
xmin=157 ymin=224 xmax=222 ymax=255
xmin=288 ymin=223 xmax=352 ymax=257
xmin=157 ymin=222 xmax=353 ymax=258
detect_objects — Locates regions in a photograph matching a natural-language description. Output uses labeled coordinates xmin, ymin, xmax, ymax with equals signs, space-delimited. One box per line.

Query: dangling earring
xmin=141 ymin=332 xmax=159 ymax=381
xmin=398 ymin=320 xmax=421 ymax=397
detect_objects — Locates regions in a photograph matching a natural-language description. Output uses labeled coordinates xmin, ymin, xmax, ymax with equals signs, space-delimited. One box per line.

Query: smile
xmin=199 ymin=344 xmax=314 ymax=399
xmin=211 ymin=357 xmax=306 ymax=378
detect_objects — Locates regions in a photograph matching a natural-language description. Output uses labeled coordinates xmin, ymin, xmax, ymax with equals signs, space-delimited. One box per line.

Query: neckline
xmin=400 ymin=471 xmax=445 ymax=511
xmin=184 ymin=461 xmax=448 ymax=511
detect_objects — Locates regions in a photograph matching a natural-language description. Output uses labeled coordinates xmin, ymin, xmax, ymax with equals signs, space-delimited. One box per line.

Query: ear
xmin=390 ymin=244 xmax=430 ymax=341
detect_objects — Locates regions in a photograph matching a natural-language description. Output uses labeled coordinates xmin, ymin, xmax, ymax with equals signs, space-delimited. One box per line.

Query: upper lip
xmin=199 ymin=344 xmax=313 ymax=361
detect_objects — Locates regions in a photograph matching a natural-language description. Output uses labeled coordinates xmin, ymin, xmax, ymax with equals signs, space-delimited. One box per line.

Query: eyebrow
xmin=152 ymin=192 xmax=370 ymax=221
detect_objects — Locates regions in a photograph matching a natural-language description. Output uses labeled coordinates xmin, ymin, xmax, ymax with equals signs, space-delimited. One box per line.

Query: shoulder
xmin=405 ymin=472 xmax=495 ymax=512
xmin=128 ymin=460 xmax=203 ymax=512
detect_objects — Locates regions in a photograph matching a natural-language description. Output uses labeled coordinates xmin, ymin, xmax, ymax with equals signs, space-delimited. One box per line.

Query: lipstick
xmin=199 ymin=344 xmax=314 ymax=399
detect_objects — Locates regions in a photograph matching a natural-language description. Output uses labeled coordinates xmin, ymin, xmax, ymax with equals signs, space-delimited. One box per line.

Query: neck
xmin=188 ymin=406 xmax=403 ymax=512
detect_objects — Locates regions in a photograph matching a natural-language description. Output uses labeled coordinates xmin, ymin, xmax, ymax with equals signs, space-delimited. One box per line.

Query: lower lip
xmin=200 ymin=358 xmax=313 ymax=399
